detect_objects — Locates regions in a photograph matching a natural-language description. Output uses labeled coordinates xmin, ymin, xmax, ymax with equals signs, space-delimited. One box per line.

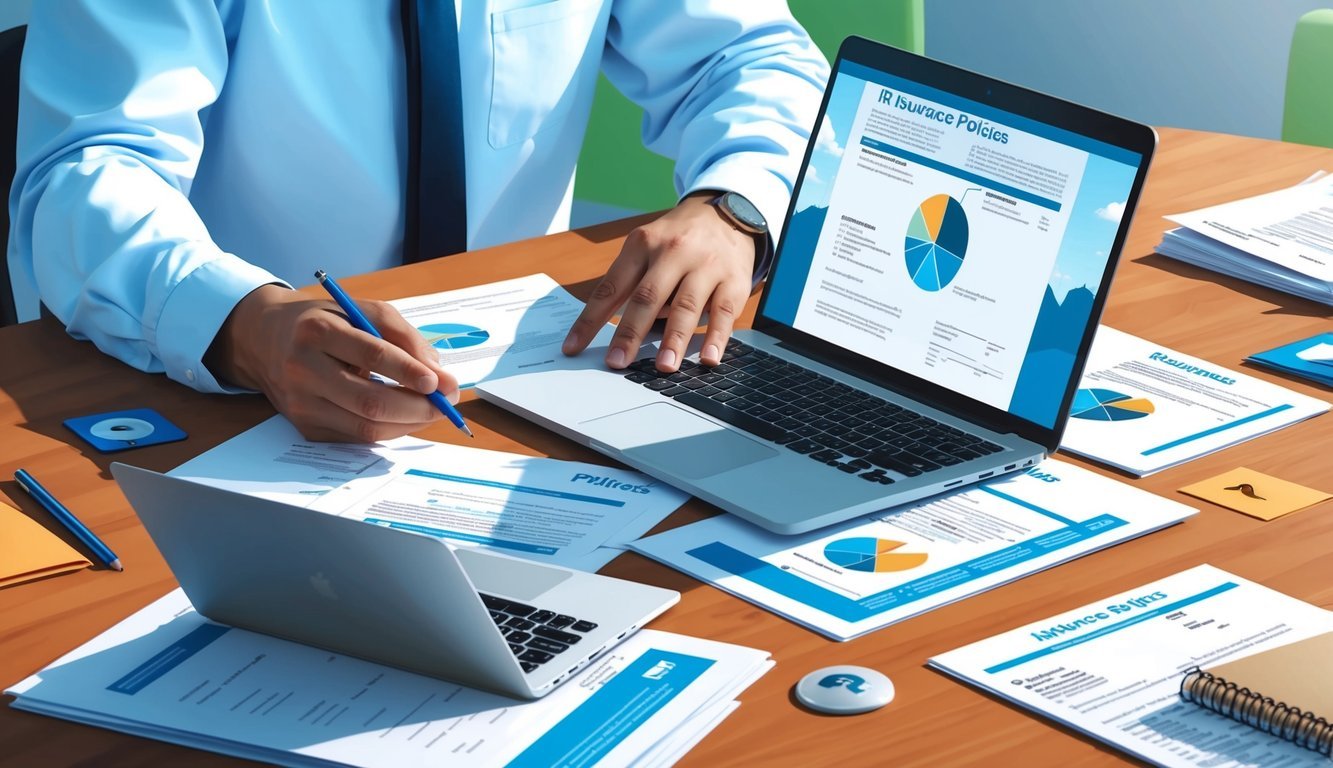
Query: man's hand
xmin=562 ymin=192 xmax=758 ymax=371
xmin=206 ymin=285 xmax=459 ymax=442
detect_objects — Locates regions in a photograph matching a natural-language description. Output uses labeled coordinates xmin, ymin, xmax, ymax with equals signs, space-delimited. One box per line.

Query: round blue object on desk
xmin=794 ymin=666 xmax=895 ymax=715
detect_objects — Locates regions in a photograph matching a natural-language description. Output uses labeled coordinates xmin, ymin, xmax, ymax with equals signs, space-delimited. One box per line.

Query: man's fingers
xmin=316 ymin=314 xmax=438 ymax=395
xmin=563 ymin=234 xmax=650 ymax=356
xmin=359 ymin=300 xmax=459 ymax=395
xmin=655 ymin=273 xmax=712 ymax=371
xmin=699 ymin=280 xmax=748 ymax=366
xmin=608 ymin=263 xmax=684 ymax=369
xmin=294 ymin=397 xmax=439 ymax=443
xmin=316 ymin=363 xmax=443 ymax=426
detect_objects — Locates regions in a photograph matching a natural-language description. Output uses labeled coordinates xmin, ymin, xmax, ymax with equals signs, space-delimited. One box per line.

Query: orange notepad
xmin=0 ymin=500 xmax=91 ymax=587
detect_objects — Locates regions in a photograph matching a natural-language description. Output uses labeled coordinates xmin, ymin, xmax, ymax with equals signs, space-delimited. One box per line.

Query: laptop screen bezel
xmin=753 ymin=36 xmax=1156 ymax=453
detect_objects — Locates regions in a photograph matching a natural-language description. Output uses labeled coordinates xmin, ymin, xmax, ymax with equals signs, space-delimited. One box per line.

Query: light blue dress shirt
xmin=9 ymin=0 xmax=828 ymax=393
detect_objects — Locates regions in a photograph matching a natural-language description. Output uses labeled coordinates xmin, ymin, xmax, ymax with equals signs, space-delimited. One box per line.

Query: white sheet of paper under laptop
xmin=170 ymin=416 xmax=689 ymax=571
xmin=388 ymin=273 xmax=617 ymax=388
xmin=632 ymin=459 xmax=1195 ymax=640
xmin=6 ymin=589 xmax=772 ymax=768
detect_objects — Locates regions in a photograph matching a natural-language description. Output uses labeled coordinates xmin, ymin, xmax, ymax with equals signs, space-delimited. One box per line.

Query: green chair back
xmin=1283 ymin=9 xmax=1333 ymax=148
xmin=574 ymin=1 xmax=925 ymax=214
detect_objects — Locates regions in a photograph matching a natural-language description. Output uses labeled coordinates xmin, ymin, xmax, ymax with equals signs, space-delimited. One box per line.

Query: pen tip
xmin=462 ymin=425 xmax=475 ymax=438
xmin=110 ymin=560 xmax=124 ymax=572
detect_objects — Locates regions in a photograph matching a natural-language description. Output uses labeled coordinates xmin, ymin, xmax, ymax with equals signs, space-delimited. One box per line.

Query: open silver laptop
xmin=112 ymin=464 xmax=678 ymax=700
xmin=478 ymin=37 xmax=1155 ymax=534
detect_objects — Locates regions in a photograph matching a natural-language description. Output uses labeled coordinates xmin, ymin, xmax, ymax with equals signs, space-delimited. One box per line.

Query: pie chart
xmin=418 ymin=323 xmax=491 ymax=350
xmin=824 ymin=537 xmax=929 ymax=573
xmin=1070 ymin=388 xmax=1155 ymax=421
xmin=904 ymin=194 xmax=969 ymax=292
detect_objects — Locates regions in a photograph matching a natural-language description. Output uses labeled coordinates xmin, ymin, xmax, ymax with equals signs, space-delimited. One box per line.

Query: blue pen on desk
xmin=315 ymin=270 xmax=473 ymax=437
xmin=14 ymin=469 xmax=123 ymax=572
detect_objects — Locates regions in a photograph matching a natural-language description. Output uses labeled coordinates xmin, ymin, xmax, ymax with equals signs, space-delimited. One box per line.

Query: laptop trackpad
xmin=454 ymin=548 xmax=572 ymax=602
xmin=582 ymin=402 xmax=778 ymax=479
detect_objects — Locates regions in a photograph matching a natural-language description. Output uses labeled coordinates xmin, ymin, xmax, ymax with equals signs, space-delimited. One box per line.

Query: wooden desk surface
xmin=1 ymin=127 xmax=1330 ymax=767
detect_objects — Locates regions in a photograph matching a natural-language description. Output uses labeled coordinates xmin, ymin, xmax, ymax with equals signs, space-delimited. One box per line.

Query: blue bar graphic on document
xmin=404 ymin=469 xmax=626 ymax=507
xmin=978 ymin=486 xmax=1078 ymax=527
xmin=982 ymin=582 xmax=1240 ymax=674
xmin=506 ymin=650 xmax=715 ymax=768
xmin=858 ymin=136 xmax=1061 ymax=211
xmin=1139 ymin=404 xmax=1294 ymax=456
xmin=107 ymin=623 xmax=231 ymax=695
xmin=363 ymin=518 xmax=558 ymax=555
xmin=689 ymin=513 xmax=1128 ymax=623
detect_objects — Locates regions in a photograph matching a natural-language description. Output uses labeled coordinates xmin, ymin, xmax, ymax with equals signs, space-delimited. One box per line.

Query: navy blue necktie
xmin=400 ymin=0 xmax=468 ymax=263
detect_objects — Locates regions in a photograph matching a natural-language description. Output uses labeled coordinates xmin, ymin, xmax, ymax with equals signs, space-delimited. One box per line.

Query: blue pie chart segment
xmin=904 ymin=194 xmax=968 ymax=292
xmin=1070 ymin=388 xmax=1156 ymax=421
xmin=419 ymin=323 xmax=491 ymax=350
xmin=823 ymin=537 xmax=929 ymax=573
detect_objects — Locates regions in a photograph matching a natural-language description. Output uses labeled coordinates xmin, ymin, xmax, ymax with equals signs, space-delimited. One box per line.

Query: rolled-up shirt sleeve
xmin=600 ymin=1 xmax=830 ymax=280
xmin=8 ymin=0 xmax=285 ymax=393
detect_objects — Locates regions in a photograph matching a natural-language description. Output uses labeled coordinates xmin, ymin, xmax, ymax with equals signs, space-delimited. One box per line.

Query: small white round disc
xmin=89 ymin=417 xmax=156 ymax=441
xmin=794 ymin=665 xmax=895 ymax=715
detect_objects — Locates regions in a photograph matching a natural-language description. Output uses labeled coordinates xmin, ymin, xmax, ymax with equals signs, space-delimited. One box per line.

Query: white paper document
xmin=930 ymin=565 xmax=1333 ymax=767
xmin=6 ymin=589 xmax=771 ymax=768
xmin=1060 ymin=327 xmax=1329 ymax=476
xmin=1158 ymin=173 xmax=1333 ymax=305
xmin=1295 ymin=342 xmax=1333 ymax=365
xmin=631 ymin=460 xmax=1195 ymax=641
xmin=388 ymin=274 xmax=615 ymax=388
xmin=170 ymin=417 xmax=689 ymax=571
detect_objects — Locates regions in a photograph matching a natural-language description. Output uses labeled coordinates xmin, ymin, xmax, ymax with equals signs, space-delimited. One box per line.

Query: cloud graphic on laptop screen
xmin=815 ymin=116 xmax=843 ymax=158
xmin=1095 ymin=201 xmax=1126 ymax=222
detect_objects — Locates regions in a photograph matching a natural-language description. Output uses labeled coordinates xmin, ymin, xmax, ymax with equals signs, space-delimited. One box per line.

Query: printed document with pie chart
xmin=632 ymin=460 xmax=1195 ymax=640
xmin=1061 ymin=327 xmax=1329 ymax=476
xmin=388 ymin=274 xmax=615 ymax=387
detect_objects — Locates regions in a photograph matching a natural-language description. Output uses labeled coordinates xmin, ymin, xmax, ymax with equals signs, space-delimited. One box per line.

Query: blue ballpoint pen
xmin=315 ymin=270 xmax=473 ymax=437
xmin=14 ymin=468 xmax=123 ymax=572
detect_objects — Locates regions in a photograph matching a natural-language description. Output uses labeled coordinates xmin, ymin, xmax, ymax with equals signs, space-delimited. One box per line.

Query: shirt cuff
xmin=683 ymin=162 xmax=791 ymax=288
xmin=153 ymin=250 xmax=290 ymax=394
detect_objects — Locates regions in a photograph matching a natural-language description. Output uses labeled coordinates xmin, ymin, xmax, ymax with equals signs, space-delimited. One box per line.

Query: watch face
xmin=724 ymin=192 xmax=767 ymax=231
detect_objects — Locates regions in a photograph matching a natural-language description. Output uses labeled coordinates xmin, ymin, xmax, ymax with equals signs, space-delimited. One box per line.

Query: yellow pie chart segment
xmin=919 ymin=194 xmax=949 ymax=240
xmin=823 ymin=537 xmax=930 ymax=573
xmin=1113 ymin=398 xmax=1156 ymax=415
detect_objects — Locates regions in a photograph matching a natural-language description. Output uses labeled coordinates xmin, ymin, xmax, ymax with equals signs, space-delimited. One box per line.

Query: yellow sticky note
xmin=0 ymin=500 xmax=91 ymax=588
xmin=1180 ymin=468 xmax=1332 ymax=520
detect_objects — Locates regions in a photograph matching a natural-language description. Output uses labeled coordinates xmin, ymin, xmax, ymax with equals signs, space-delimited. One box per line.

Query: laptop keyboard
xmin=624 ymin=340 xmax=1003 ymax=483
xmin=480 ymin=593 xmax=599 ymax=674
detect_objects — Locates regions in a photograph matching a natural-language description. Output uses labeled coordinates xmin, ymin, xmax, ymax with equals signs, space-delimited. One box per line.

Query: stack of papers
xmin=1060 ymin=327 xmax=1329 ymax=476
xmin=6 ymin=589 xmax=771 ymax=768
xmin=1247 ymin=332 xmax=1333 ymax=388
xmin=930 ymin=565 xmax=1333 ymax=767
xmin=632 ymin=460 xmax=1195 ymax=641
xmin=170 ymin=417 xmax=689 ymax=572
xmin=1156 ymin=172 xmax=1333 ymax=305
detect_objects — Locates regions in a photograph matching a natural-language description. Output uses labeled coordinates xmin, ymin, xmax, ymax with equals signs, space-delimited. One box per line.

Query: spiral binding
xmin=1181 ymin=667 xmax=1333 ymax=757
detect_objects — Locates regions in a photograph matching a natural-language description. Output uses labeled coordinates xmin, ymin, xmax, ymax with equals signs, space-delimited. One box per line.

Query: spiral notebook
xmin=929 ymin=565 xmax=1333 ymax=767
xmin=1181 ymin=632 xmax=1333 ymax=757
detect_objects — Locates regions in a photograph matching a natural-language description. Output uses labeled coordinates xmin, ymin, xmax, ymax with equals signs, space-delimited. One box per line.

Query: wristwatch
xmin=708 ymin=191 xmax=768 ymax=237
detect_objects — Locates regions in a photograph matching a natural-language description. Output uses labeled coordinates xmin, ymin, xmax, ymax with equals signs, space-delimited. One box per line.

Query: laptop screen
xmin=762 ymin=60 xmax=1143 ymax=430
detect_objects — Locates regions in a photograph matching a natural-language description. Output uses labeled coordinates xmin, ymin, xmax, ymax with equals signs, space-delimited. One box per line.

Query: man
xmin=9 ymin=1 xmax=828 ymax=442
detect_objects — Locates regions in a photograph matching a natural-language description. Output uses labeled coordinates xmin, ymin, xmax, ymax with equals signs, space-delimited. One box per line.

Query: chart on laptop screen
xmin=765 ymin=62 xmax=1141 ymax=429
